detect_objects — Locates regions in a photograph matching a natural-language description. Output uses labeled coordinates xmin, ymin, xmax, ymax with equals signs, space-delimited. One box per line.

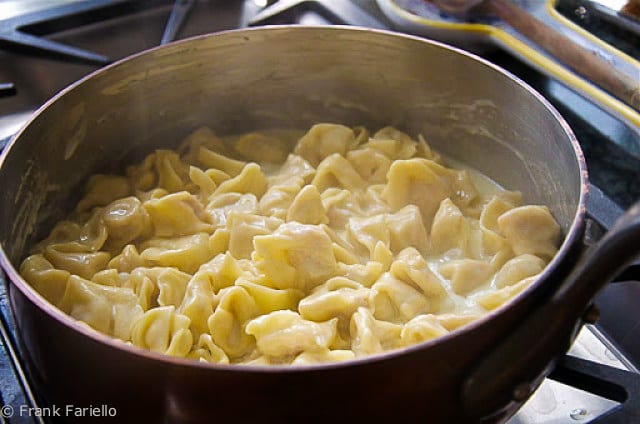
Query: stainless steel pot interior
xmin=0 ymin=25 xmax=587 ymax=421
xmin=0 ymin=25 xmax=585 ymax=262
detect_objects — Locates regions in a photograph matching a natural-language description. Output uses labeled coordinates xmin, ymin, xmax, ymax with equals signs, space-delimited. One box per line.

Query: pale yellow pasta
xmin=293 ymin=123 xmax=357 ymax=167
xmin=245 ymin=310 xmax=338 ymax=358
xmin=130 ymin=305 xmax=193 ymax=357
xmin=286 ymin=185 xmax=328 ymax=225
xmin=350 ymin=307 xmax=402 ymax=355
xmin=20 ymin=123 xmax=561 ymax=365
xmin=298 ymin=277 xmax=369 ymax=322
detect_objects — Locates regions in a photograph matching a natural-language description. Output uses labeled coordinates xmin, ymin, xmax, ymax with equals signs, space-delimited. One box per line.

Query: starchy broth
xmin=19 ymin=123 xmax=561 ymax=365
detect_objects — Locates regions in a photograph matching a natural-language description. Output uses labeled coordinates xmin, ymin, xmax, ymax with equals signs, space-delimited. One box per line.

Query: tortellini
xmin=245 ymin=310 xmax=338 ymax=358
xmin=20 ymin=123 xmax=561 ymax=365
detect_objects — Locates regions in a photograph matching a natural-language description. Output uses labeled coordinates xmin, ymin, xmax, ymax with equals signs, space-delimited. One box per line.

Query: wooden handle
xmin=485 ymin=0 xmax=640 ymax=112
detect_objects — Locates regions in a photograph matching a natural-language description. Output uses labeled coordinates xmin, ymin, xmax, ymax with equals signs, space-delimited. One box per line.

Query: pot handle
xmin=586 ymin=184 xmax=640 ymax=282
xmin=483 ymin=0 xmax=640 ymax=113
xmin=460 ymin=199 xmax=640 ymax=419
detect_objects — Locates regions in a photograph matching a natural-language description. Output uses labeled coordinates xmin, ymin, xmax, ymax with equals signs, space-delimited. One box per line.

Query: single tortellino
xmin=197 ymin=146 xmax=245 ymax=177
xmin=386 ymin=205 xmax=429 ymax=255
xmin=497 ymin=205 xmax=561 ymax=259
xmin=34 ymin=220 xmax=82 ymax=251
xmin=140 ymin=232 xmax=212 ymax=274
xmin=127 ymin=152 xmax=158 ymax=191
xmin=253 ymin=222 xmax=337 ymax=292
xmin=268 ymin=154 xmax=315 ymax=186
xmin=350 ymin=307 xmax=402 ymax=356
xmin=188 ymin=333 xmax=230 ymax=364
xmin=76 ymin=174 xmax=131 ymax=212
xmin=369 ymin=273 xmax=431 ymax=323
xmin=20 ymin=254 xmax=70 ymax=305
xmin=197 ymin=252 xmax=243 ymax=293
xmin=434 ymin=313 xmax=484 ymax=331
xmin=479 ymin=195 xmax=517 ymax=255
xmin=20 ymin=123 xmax=562 ymax=366
xmin=179 ymin=272 xmax=217 ymax=337
xmin=154 ymin=150 xmax=191 ymax=193
xmin=311 ymin=153 xmax=366 ymax=193
xmin=209 ymin=228 xmax=231 ymax=256
xmin=131 ymin=305 xmax=193 ymax=357
xmin=440 ymin=259 xmax=494 ymax=295
xmin=234 ymin=131 xmax=289 ymax=164
xmin=43 ymin=245 xmax=110 ymax=280
xmin=179 ymin=126 xmax=230 ymax=162
xmin=400 ymin=314 xmax=449 ymax=346
xmin=431 ymin=198 xmax=471 ymax=255
xmin=298 ymin=277 xmax=369 ymax=322
xmin=286 ymin=184 xmax=328 ymax=225
xmin=227 ymin=212 xmax=283 ymax=259
xmin=337 ymin=261 xmax=385 ymax=288
xmin=207 ymin=193 xmax=258 ymax=228
xmin=293 ymin=123 xmax=357 ymax=167
xmin=107 ymin=244 xmax=149 ymax=272
xmin=292 ymin=349 xmax=355 ymax=365
xmin=245 ymin=310 xmax=338 ymax=358
xmin=102 ymin=196 xmax=151 ymax=249
xmin=321 ymin=188 xmax=364 ymax=230
xmin=236 ymin=278 xmax=304 ymax=315
xmin=59 ymin=275 xmax=143 ymax=340
xmin=390 ymin=248 xmax=446 ymax=300
xmin=381 ymin=158 xmax=452 ymax=229
xmin=207 ymin=286 xmax=259 ymax=359
xmin=474 ymin=276 xmax=538 ymax=311
xmin=189 ymin=166 xmax=218 ymax=202
xmin=346 ymin=147 xmax=391 ymax=184
xmin=367 ymin=126 xmax=417 ymax=160
xmin=346 ymin=214 xmax=390 ymax=258
xmin=92 ymin=268 xmax=125 ymax=287
xmin=156 ymin=268 xmax=191 ymax=308
xmin=78 ymin=209 xmax=109 ymax=252
xmin=493 ymin=254 xmax=545 ymax=288
xmin=259 ymin=177 xmax=304 ymax=220
xmin=213 ymin=163 xmax=268 ymax=198
xmin=144 ymin=191 xmax=214 ymax=237
xmin=121 ymin=268 xmax=160 ymax=311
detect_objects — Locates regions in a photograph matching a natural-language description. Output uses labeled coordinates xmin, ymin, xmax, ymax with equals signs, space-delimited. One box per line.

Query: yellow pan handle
xmin=377 ymin=0 xmax=640 ymax=130
xmin=486 ymin=0 xmax=639 ymax=112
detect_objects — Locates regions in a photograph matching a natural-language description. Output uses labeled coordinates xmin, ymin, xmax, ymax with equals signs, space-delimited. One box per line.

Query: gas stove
xmin=0 ymin=1 xmax=638 ymax=423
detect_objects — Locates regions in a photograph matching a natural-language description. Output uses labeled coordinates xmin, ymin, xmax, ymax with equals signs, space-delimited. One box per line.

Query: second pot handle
xmin=460 ymin=199 xmax=640 ymax=419
xmin=485 ymin=0 xmax=640 ymax=113
xmin=490 ymin=0 xmax=640 ymax=131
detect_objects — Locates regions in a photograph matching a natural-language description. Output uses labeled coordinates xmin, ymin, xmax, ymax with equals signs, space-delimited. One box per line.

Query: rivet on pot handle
xmin=460 ymin=200 xmax=640 ymax=419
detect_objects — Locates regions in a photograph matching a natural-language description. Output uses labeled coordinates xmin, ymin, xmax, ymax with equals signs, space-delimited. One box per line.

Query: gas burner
xmin=160 ymin=0 xmax=195 ymax=45
xmin=0 ymin=0 xmax=119 ymax=65
xmin=0 ymin=0 xmax=196 ymax=65
xmin=547 ymin=354 xmax=640 ymax=423
xmin=249 ymin=0 xmax=386 ymax=27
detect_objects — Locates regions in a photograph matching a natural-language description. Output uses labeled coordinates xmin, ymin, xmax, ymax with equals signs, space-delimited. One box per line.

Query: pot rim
xmin=0 ymin=25 xmax=588 ymax=373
